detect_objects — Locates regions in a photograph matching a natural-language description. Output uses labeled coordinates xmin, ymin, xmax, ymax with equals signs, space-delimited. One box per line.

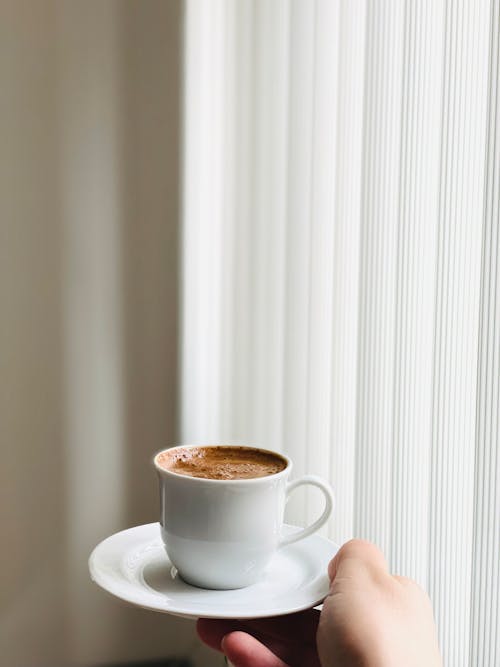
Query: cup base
xmin=162 ymin=532 xmax=272 ymax=591
xmin=177 ymin=568 xmax=258 ymax=591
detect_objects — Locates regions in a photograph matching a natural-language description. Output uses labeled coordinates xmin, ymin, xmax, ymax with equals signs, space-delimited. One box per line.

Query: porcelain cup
xmin=154 ymin=445 xmax=334 ymax=590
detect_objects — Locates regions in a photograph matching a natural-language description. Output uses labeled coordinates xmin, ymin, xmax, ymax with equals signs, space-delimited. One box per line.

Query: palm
xmin=197 ymin=609 xmax=321 ymax=667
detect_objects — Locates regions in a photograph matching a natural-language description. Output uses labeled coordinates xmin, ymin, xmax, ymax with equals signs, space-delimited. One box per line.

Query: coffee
xmin=156 ymin=445 xmax=287 ymax=480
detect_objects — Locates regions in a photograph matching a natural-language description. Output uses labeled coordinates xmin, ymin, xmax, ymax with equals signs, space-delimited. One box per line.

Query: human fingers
xmin=222 ymin=631 xmax=289 ymax=667
xmin=197 ymin=618 xmax=237 ymax=652
xmin=198 ymin=616 xmax=321 ymax=666
xmin=197 ymin=610 xmax=319 ymax=651
xmin=327 ymin=539 xmax=388 ymax=585
xmin=240 ymin=609 xmax=320 ymax=644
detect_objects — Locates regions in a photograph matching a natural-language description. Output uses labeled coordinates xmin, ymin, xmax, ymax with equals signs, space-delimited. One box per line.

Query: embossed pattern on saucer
xmin=89 ymin=522 xmax=339 ymax=619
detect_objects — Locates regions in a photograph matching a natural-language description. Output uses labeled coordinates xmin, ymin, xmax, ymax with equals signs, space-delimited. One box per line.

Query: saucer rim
xmin=89 ymin=522 xmax=339 ymax=620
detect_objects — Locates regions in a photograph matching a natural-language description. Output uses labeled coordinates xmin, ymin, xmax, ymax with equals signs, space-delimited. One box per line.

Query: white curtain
xmin=181 ymin=1 xmax=500 ymax=665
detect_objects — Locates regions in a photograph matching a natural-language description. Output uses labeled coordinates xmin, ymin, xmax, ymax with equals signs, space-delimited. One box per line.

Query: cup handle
xmin=279 ymin=475 xmax=335 ymax=547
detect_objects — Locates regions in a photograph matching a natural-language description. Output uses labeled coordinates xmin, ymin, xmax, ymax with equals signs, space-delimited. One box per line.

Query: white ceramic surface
xmin=89 ymin=522 xmax=340 ymax=619
xmin=154 ymin=445 xmax=334 ymax=589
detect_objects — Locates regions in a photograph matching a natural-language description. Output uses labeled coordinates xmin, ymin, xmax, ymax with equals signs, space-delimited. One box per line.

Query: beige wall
xmin=0 ymin=2 xmax=218 ymax=666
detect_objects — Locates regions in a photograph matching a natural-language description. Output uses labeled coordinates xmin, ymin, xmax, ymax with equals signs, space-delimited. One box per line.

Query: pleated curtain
xmin=181 ymin=1 xmax=500 ymax=664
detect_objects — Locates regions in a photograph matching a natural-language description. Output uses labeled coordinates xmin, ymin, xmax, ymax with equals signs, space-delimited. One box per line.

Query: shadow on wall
xmin=0 ymin=2 xmax=218 ymax=666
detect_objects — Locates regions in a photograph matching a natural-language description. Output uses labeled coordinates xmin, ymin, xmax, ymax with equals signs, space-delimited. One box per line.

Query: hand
xmin=317 ymin=540 xmax=443 ymax=667
xmin=197 ymin=539 xmax=443 ymax=667
xmin=198 ymin=608 xmax=321 ymax=667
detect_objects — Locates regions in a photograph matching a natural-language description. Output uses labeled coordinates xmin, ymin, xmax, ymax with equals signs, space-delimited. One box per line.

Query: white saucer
xmin=89 ymin=522 xmax=339 ymax=619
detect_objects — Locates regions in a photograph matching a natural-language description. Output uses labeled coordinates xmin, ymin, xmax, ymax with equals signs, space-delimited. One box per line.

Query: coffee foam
xmin=156 ymin=446 xmax=287 ymax=480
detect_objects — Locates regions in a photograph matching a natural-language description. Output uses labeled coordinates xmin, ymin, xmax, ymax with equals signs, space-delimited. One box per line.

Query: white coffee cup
xmin=154 ymin=444 xmax=334 ymax=590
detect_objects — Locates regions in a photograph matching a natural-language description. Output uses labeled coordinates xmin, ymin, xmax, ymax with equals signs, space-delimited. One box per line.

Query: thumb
xmin=328 ymin=539 xmax=388 ymax=584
